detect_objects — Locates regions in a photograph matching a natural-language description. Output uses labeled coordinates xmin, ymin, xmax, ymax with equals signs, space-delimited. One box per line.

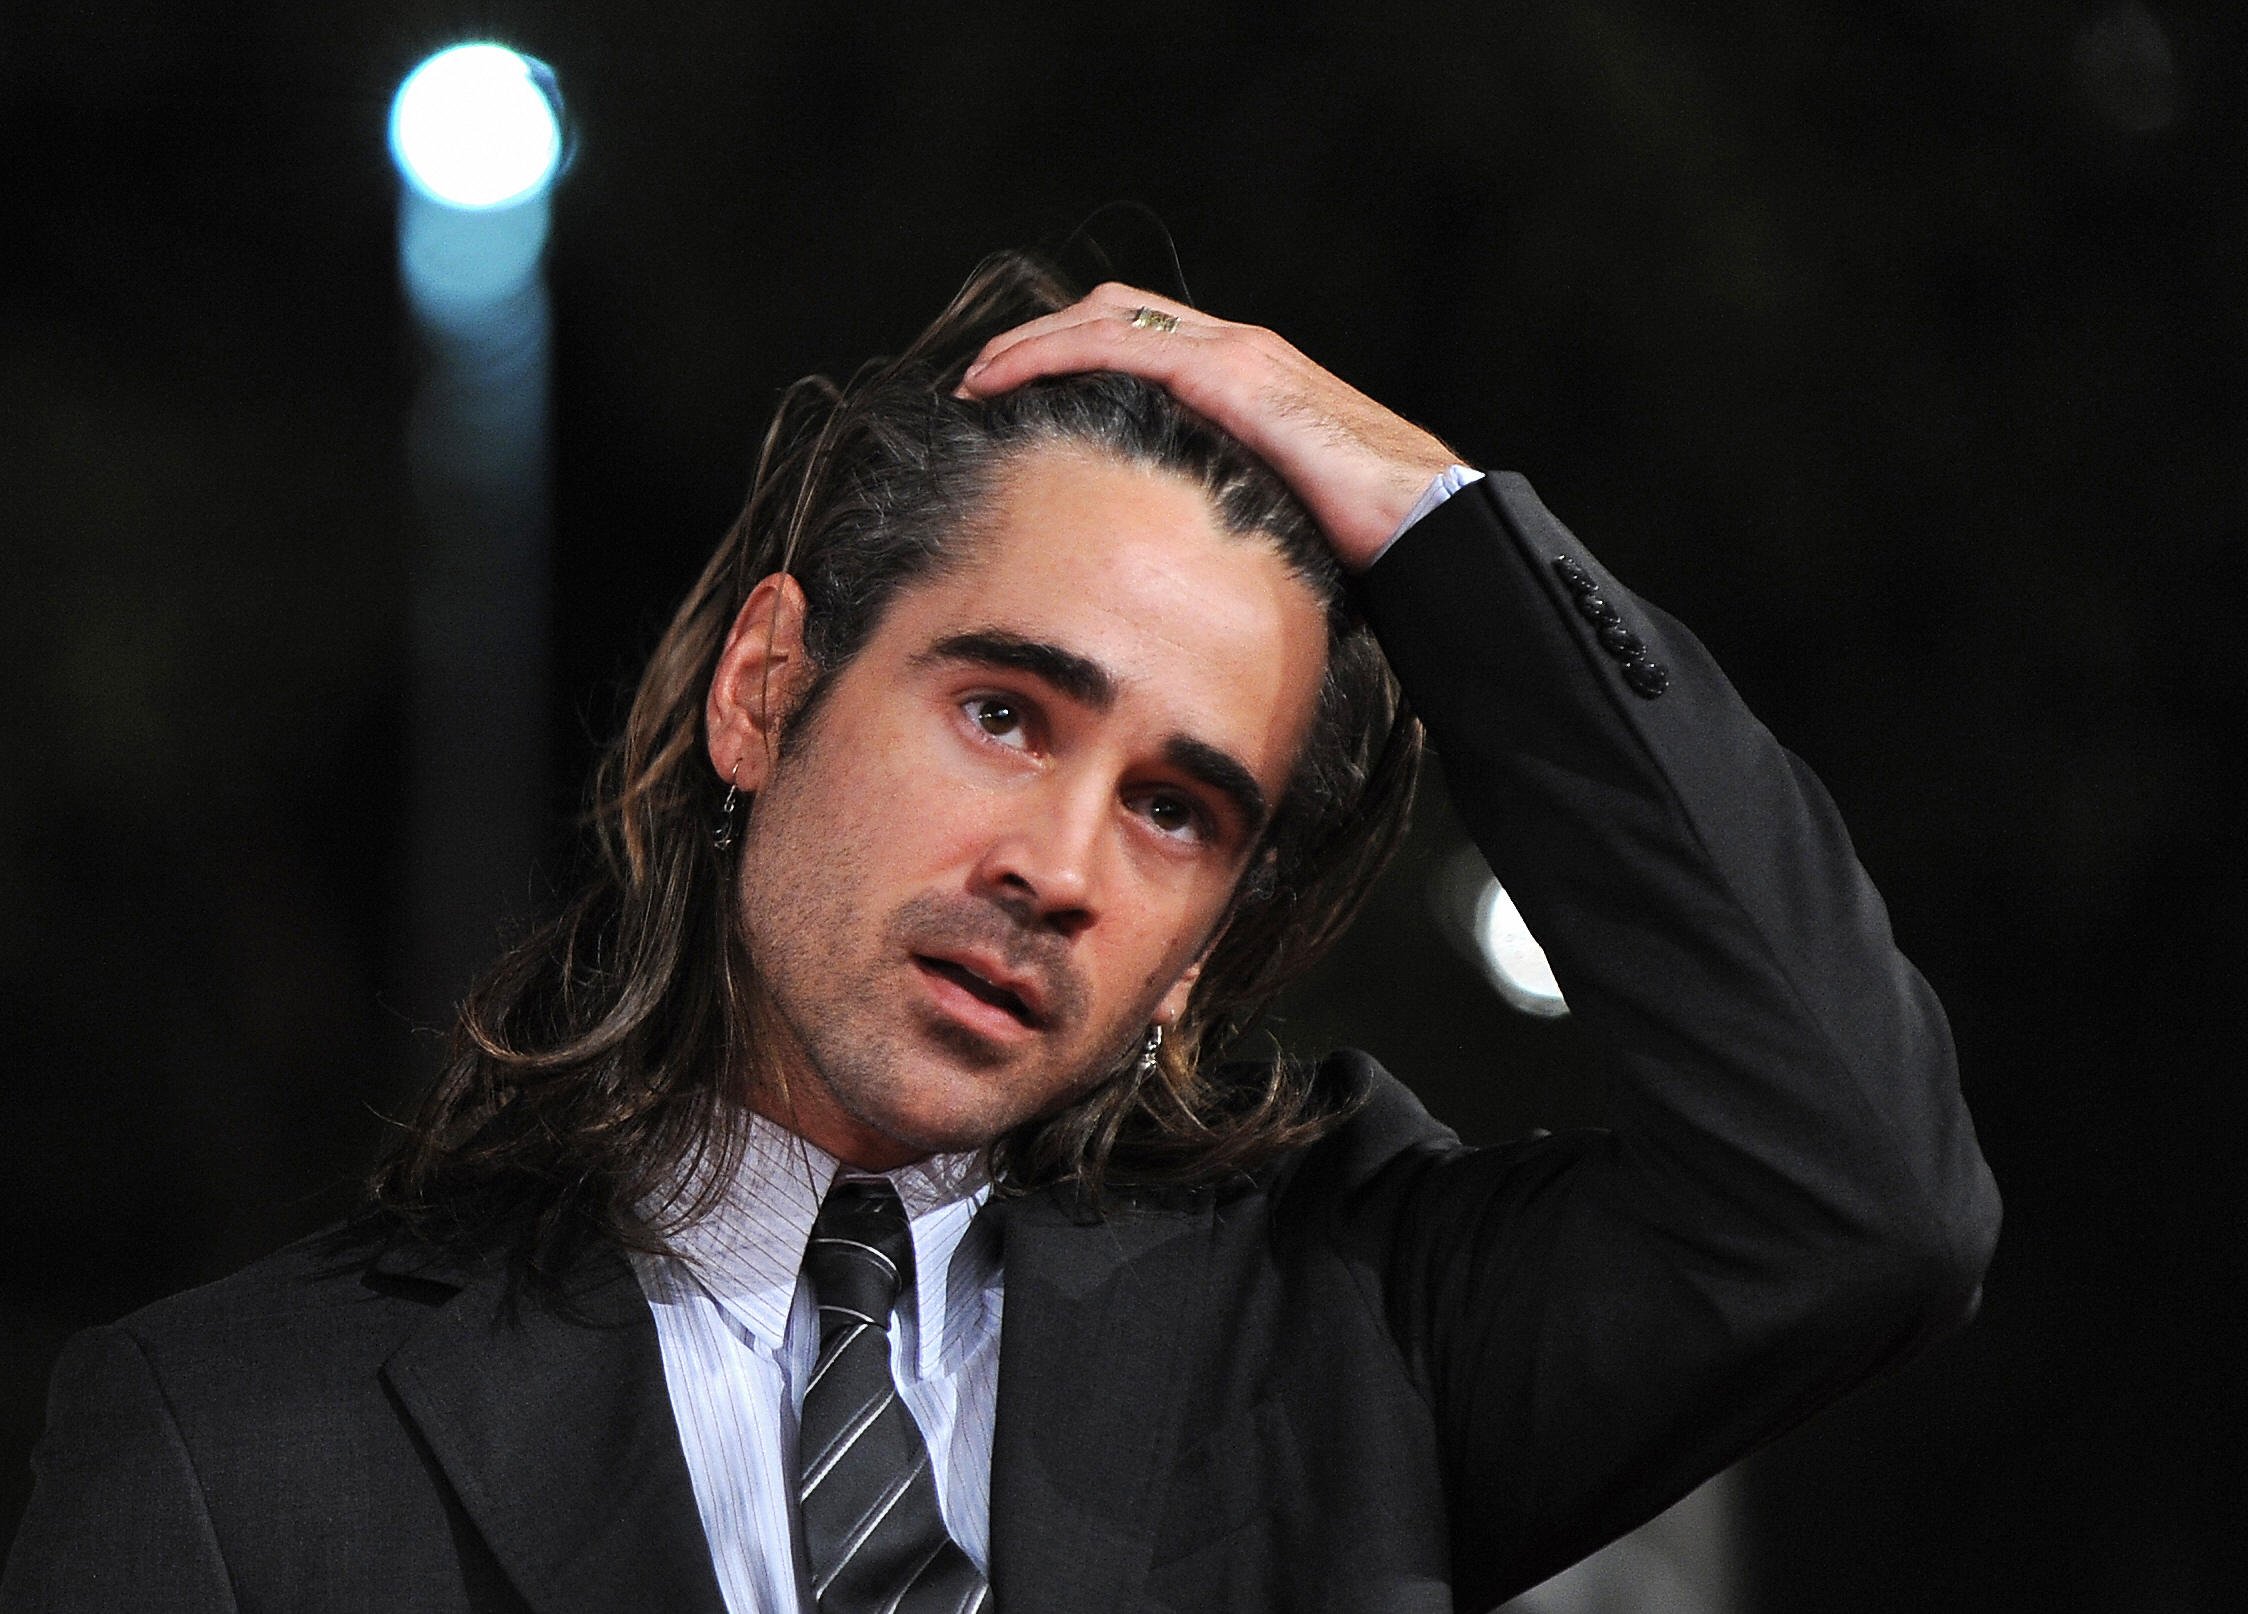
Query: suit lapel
xmin=987 ymin=1188 xmax=1213 ymax=1612
xmin=378 ymin=1241 xmax=727 ymax=1614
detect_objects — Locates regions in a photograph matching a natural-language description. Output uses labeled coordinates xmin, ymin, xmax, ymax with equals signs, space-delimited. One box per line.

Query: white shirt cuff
xmin=1365 ymin=464 xmax=1485 ymax=568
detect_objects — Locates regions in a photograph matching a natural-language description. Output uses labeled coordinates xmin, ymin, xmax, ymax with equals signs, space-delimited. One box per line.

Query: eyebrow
xmin=914 ymin=631 xmax=1116 ymax=711
xmin=912 ymin=629 xmax=1272 ymax=835
xmin=1164 ymin=735 xmax=1270 ymax=839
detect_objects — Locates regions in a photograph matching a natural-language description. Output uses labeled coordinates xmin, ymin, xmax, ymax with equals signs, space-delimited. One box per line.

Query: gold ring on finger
xmin=1129 ymin=306 xmax=1182 ymax=334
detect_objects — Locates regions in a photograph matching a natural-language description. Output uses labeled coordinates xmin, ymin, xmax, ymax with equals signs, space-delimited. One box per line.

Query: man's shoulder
xmin=1217 ymin=1047 xmax=1468 ymax=1208
xmin=1306 ymin=1047 xmax=1463 ymax=1149
xmin=99 ymin=1216 xmax=478 ymax=1390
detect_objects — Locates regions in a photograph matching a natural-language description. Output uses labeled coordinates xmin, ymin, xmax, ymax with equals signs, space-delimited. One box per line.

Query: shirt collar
xmin=662 ymin=1110 xmax=994 ymax=1376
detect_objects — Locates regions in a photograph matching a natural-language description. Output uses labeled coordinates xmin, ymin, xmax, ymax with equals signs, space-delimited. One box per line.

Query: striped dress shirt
xmin=630 ymin=1117 xmax=1000 ymax=1614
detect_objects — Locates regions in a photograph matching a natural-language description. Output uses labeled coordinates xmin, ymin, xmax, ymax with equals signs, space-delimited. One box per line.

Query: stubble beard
xmin=733 ymin=847 xmax=1140 ymax=1162
xmin=740 ymin=932 xmax=1142 ymax=1163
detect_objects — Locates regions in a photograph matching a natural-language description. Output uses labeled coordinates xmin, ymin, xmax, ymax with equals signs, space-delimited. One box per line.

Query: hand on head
xmin=955 ymin=283 xmax=1463 ymax=571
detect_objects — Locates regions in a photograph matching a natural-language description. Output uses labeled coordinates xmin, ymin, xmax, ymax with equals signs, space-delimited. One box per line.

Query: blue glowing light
xmin=389 ymin=44 xmax=562 ymax=210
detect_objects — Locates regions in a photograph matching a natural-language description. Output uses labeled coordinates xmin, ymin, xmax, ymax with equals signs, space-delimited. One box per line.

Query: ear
xmin=1153 ymin=917 xmax=1232 ymax=1029
xmin=1153 ymin=962 xmax=1204 ymax=1030
xmin=704 ymin=573 xmax=812 ymax=792
xmin=1153 ymin=848 xmax=1271 ymax=1027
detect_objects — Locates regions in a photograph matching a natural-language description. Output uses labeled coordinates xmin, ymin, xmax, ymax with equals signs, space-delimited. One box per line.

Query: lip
xmin=911 ymin=951 xmax=1047 ymax=1040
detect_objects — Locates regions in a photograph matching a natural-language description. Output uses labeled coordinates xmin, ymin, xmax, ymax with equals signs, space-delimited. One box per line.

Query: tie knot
xmin=804 ymin=1177 xmax=913 ymax=1330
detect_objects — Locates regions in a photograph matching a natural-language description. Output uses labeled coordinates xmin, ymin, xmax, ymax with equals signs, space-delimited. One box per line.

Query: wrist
xmin=1342 ymin=464 xmax=1485 ymax=572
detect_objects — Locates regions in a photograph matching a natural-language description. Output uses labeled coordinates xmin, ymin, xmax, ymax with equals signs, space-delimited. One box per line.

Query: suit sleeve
xmin=1 ymin=1326 xmax=238 ymax=1613
xmin=1344 ymin=475 xmax=2001 ymax=1604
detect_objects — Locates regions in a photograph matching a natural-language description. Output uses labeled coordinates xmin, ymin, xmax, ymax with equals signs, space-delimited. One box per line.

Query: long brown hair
xmin=373 ymin=253 xmax=1423 ymax=1259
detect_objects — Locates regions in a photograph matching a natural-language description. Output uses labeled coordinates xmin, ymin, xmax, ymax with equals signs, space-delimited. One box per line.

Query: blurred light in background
xmin=391 ymin=45 xmax=565 ymax=314
xmin=389 ymin=44 xmax=562 ymax=210
xmin=390 ymin=42 xmax=563 ymax=1029
xmin=1473 ymin=875 xmax=1569 ymax=1018
xmin=1432 ymin=846 xmax=1570 ymax=1018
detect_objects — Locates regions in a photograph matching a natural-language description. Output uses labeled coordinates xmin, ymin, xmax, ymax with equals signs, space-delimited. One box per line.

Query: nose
xmin=971 ymin=775 xmax=1106 ymax=940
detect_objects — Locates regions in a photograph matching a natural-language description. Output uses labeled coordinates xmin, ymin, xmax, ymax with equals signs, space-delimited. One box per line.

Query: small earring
xmin=1136 ymin=1023 xmax=1164 ymax=1077
xmin=711 ymin=761 xmax=742 ymax=852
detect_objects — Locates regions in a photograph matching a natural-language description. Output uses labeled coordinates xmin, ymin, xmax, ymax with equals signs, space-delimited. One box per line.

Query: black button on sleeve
xmin=1552 ymin=556 xmax=1598 ymax=595
xmin=1598 ymin=621 xmax=1645 ymax=659
xmin=1622 ymin=658 xmax=1670 ymax=698
xmin=1574 ymin=593 xmax=1622 ymax=625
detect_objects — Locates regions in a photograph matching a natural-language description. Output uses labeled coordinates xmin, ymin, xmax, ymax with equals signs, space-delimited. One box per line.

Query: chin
xmin=856 ymin=1064 xmax=1104 ymax=1164
xmin=859 ymin=1088 xmax=1032 ymax=1159
xmin=793 ymin=1015 xmax=1124 ymax=1166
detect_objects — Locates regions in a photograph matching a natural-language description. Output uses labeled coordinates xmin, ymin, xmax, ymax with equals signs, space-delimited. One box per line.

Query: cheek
xmin=837 ymin=726 xmax=997 ymax=868
xmin=1125 ymin=918 xmax=1220 ymax=1001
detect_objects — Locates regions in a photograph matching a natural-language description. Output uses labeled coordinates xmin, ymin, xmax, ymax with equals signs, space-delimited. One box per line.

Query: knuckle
xmin=1221 ymin=326 xmax=1281 ymax=368
xmin=1214 ymin=324 xmax=1272 ymax=363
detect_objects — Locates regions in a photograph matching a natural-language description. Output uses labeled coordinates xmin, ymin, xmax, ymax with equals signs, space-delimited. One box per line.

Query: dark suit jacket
xmin=2 ymin=477 xmax=2001 ymax=1612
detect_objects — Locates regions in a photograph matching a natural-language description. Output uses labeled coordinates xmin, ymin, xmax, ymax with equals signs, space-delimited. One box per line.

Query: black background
xmin=4 ymin=2 xmax=2242 ymax=1607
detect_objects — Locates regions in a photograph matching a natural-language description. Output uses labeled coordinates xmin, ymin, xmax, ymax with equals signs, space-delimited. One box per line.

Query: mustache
xmin=888 ymin=891 xmax=1089 ymax=1030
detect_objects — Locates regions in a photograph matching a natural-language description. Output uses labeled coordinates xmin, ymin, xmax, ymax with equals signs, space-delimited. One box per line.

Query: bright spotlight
xmin=1431 ymin=848 xmax=1571 ymax=1019
xmin=389 ymin=44 xmax=562 ymax=211
xmin=1473 ymin=876 xmax=1569 ymax=1018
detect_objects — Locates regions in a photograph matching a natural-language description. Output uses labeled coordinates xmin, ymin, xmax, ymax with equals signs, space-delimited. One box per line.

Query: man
xmin=2 ymin=257 xmax=1999 ymax=1612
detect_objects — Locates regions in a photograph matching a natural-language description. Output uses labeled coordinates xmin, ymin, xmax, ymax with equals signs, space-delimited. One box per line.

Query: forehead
xmin=879 ymin=446 xmax=1329 ymax=780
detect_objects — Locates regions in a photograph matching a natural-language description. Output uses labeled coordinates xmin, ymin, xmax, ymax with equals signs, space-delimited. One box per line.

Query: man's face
xmin=713 ymin=445 xmax=1329 ymax=1169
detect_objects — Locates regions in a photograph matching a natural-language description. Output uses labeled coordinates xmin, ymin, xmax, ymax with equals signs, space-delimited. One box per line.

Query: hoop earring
xmin=1136 ymin=1023 xmax=1164 ymax=1078
xmin=711 ymin=761 xmax=742 ymax=852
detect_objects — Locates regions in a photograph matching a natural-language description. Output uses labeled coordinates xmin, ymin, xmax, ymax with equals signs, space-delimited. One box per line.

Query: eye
xmin=962 ymin=695 xmax=1032 ymax=750
xmin=1131 ymin=790 xmax=1210 ymax=845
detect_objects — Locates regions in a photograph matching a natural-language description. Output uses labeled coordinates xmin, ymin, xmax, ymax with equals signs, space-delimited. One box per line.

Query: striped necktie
xmin=797 ymin=1177 xmax=989 ymax=1613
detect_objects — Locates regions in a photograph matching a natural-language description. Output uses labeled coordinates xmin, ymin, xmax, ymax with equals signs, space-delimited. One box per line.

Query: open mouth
xmin=915 ymin=956 xmax=1037 ymax=1027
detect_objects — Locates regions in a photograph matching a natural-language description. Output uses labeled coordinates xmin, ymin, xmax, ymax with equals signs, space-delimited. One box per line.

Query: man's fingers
xmin=964 ymin=292 xmax=1142 ymax=368
xmin=962 ymin=304 xmax=1114 ymax=373
xmin=960 ymin=317 xmax=1218 ymax=401
xmin=951 ymin=282 xmax=1460 ymax=567
xmin=959 ymin=287 xmax=1219 ymax=395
